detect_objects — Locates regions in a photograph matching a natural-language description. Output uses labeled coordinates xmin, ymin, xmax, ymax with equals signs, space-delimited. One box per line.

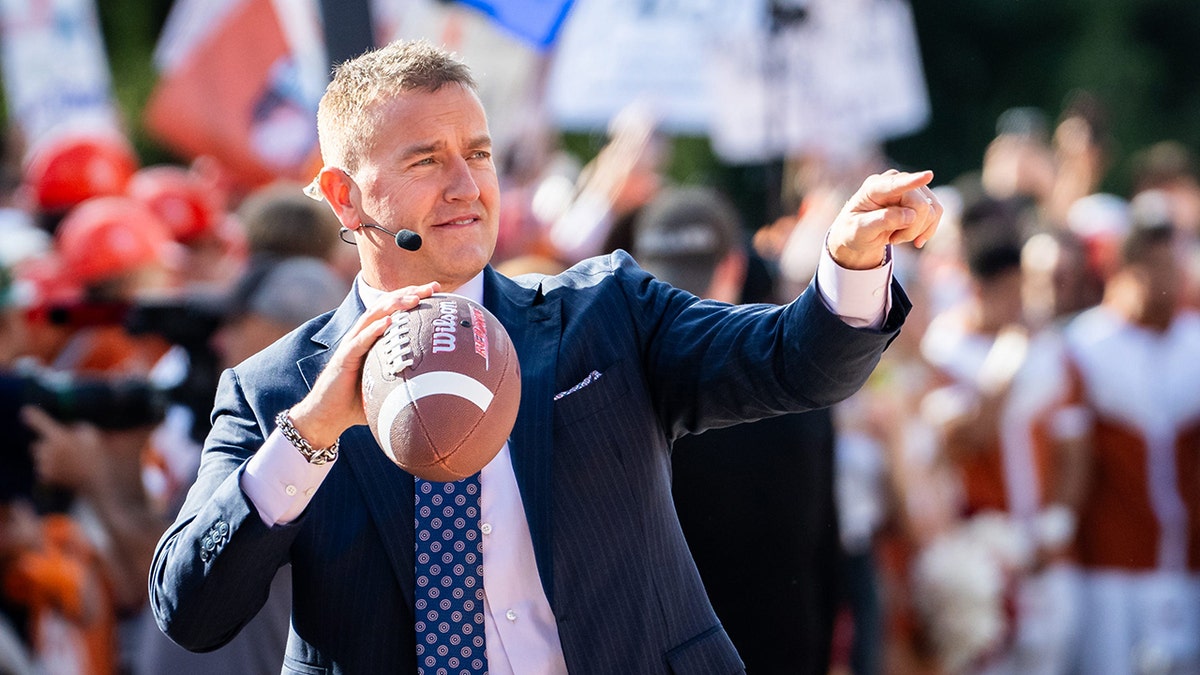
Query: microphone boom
xmin=339 ymin=223 xmax=422 ymax=251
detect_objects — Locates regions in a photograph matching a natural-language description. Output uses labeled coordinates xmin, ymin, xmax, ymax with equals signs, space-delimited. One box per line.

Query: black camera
xmin=34 ymin=292 xmax=226 ymax=443
xmin=0 ymin=369 xmax=169 ymax=502
xmin=40 ymin=293 xmax=225 ymax=351
xmin=123 ymin=294 xmax=226 ymax=353
xmin=16 ymin=370 xmax=169 ymax=430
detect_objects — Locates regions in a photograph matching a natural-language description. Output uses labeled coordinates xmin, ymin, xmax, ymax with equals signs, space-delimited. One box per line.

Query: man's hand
xmin=827 ymin=169 xmax=942 ymax=270
xmin=287 ymin=282 xmax=440 ymax=449
xmin=21 ymin=406 xmax=110 ymax=494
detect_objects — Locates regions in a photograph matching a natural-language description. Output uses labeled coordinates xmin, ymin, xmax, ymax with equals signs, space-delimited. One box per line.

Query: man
xmin=631 ymin=186 xmax=842 ymax=674
xmin=1063 ymin=222 xmax=1200 ymax=674
xmin=149 ymin=40 xmax=938 ymax=674
xmin=920 ymin=203 xmax=1085 ymax=674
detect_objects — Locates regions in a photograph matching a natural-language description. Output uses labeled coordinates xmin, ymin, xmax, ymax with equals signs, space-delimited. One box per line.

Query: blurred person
xmin=43 ymin=195 xmax=180 ymax=376
xmin=837 ymin=237 xmax=959 ymax=675
xmin=980 ymin=98 xmax=1113 ymax=234
xmin=140 ymin=179 xmax=342 ymax=461
xmin=127 ymin=163 xmax=244 ymax=292
xmin=1129 ymin=140 xmax=1200 ymax=310
xmin=10 ymin=195 xmax=204 ymax=672
xmin=17 ymin=403 xmax=161 ymax=668
xmin=827 ymin=234 xmax=956 ymax=675
xmin=241 ymin=181 xmax=340 ymax=263
xmin=212 ymin=256 xmax=348 ymax=371
xmin=492 ymin=91 xmax=573 ymax=266
xmin=134 ymin=256 xmax=346 ymax=675
xmin=0 ymin=491 xmax=120 ymax=675
xmin=121 ymin=163 xmax=243 ymax=455
xmin=2 ymin=252 xmax=135 ymax=672
xmin=1045 ymin=91 xmax=1112 ymax=228
xmin=759 ymin=153 xmax=896 ymax=302
xmin=1130 ymin=188 xmax=1200 ymax=311
xmin=918 ymin=198 xmax=1087 ymax=674
xmin=543 ymin=101 xmax=668 ymax=264
xmin=1129 ymin=141 xmax=1200 ymax=237
xmin=631 ymin=186 xmax=841 ymax=674
xmin=241 ymin=180 xmax=347 ymax=282
xmin=0 ymin=265 xmax=37 ymax=675
xmin=910 ymin=182 xmax=972 ymax=319
xmin=1021 ymin=228 xmax=1097 ymax=332
xmin=0 ymin=269 xmax=145 ymax=675
xmin=980 ymin=108 xmax=1057 ymax=217
xmin=148 ymin=39 xmax=937 ymax=674
xmin=775 ymin=169 xmax=867 ymax=301
xmin=1064 ymin=192 xmax=1131 ymax=291
xmin=20 ymin=132 xmax=139 ymax=234
xmin=755 ymin=162 xmax=950 ymax=675
xmin=1062 ymin=222 xmax=1200 ymax=674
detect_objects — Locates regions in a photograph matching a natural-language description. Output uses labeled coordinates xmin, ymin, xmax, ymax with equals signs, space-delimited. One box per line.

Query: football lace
xmin=382 ymin=311 xmax=415 ymax=374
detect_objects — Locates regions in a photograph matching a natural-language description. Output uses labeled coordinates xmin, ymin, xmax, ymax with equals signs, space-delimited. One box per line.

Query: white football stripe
xmin=376 ymin=371 xmax=495 ymax=459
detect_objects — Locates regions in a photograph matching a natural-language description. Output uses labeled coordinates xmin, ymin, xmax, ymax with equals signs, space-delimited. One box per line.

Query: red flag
xmin=144 ymin=0 xmax=320 ymax=189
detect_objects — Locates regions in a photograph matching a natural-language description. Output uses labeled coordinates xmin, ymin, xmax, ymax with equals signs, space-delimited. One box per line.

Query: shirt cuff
xmin=241 ymin=428 xmax=335 ymax=527
xmin=815 ymin=242 xmax=893 ymax=330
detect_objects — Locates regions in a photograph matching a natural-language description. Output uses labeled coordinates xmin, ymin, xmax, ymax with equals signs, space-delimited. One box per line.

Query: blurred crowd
xmin=0 ymin=86 xmax=1198 ymax=675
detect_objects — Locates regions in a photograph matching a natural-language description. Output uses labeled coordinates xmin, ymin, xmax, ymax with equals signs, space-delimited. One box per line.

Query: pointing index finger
xmin=865 ymin=170 xmax=934 ymax=207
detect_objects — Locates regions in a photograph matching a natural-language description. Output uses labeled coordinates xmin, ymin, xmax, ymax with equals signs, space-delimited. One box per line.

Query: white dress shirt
xmin=240 ymin=242 xmax=893 ymax=673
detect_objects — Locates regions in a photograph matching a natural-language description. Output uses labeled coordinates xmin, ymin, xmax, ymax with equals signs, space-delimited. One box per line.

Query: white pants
xmin=977 ymin=564 xmax=1084 ymax=675
xmin=1077 ymin=570 xmax=1200 ymax=675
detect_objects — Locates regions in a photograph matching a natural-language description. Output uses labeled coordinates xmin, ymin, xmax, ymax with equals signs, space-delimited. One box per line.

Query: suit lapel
xmin=486 ymin=268 xmax=561 ymax=605
xmin=341 ymin=425 xmax=416 ymax=609
xmin=297 ymin=289 xmax=363 ymax=389
xmin=296 ymin=287 xmax=416 ymax=608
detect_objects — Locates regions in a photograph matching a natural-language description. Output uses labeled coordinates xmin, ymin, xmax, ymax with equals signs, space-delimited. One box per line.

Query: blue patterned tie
xmin=414 ymin=474 xmax=487 ymax=675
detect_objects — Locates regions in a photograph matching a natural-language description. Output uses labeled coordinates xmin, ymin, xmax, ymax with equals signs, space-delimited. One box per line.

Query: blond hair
xmin=316 ymin=40 xmax=476 ymax=172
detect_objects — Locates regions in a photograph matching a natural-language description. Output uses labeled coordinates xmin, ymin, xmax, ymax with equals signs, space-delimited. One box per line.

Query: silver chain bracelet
xmin=275 ymin=409 xmax=340 ymax=465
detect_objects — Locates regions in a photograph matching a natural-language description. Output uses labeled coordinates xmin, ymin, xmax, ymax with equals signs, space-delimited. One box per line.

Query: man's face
xmin=1135 ymin=240 xmax=1182 ymax=322
xmin=978 ymin=267 xmax=1025 ymax=329
xmin=343 ymin=84 xmax=499 ymax=291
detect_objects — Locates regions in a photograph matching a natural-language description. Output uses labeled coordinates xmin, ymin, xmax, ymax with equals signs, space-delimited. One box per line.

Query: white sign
xmin=0 ymin=0 xmax=122 ymax=149
xmin=709 ymin=0 xmax=931 ymax=163
xmin=545 ymin=0 xmax=751 ymax=134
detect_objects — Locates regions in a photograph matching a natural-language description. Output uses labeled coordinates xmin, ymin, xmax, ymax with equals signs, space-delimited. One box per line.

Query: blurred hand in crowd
xmin=20 ymin=405 xmax=162 ymax=611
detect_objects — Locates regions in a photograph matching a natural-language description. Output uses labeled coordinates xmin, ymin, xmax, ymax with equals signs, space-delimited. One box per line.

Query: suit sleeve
xmin=148 ymin=367 xmax=304 ymax=652
xmin=611 ymin=252 xmax=909 ymax=439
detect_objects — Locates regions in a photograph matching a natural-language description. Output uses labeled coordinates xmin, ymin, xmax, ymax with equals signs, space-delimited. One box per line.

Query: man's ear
xmin=318 ymin=167 xmax=361 ymax=229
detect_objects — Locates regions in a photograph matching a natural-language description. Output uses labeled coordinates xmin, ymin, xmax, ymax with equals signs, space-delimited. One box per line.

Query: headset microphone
xmin=393 ymin=229 xmax=422 ymax=251
xmin=338 ymin=224 xmax=422 ymax=251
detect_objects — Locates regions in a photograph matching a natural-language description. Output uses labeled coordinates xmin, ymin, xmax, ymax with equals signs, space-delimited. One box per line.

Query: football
xmin=361 ymin=293 xmax=521 ymax=482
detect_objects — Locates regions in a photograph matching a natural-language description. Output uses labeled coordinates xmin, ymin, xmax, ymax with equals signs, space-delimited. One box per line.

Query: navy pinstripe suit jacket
xmin=149 ymin=251 xmax=908 ymax=674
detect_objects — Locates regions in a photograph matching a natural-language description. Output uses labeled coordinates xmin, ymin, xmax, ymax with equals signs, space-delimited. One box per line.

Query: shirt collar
xmin=355 ymin=270 xmax=485 ymax=308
